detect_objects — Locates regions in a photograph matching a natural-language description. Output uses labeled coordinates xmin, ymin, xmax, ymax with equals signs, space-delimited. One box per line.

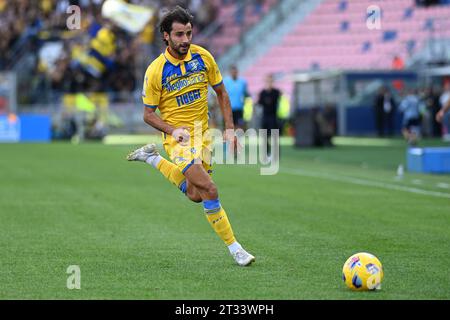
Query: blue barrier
xmin=407 ymin=147 xmax=450 ymax=174
xmin=0 ymin=114 xmax=51 ymax=143
xmin=19 ymin=115 xmax=51 ymax=142
xmin=0 ymin=115 xmax=20 ymax=142
xmin=346 ymin=106 xmax=402 ymax=135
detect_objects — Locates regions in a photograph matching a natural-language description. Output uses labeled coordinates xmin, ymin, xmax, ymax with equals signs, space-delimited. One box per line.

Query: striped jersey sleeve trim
xmin=212 ymin=80 xmax=223 ymax=88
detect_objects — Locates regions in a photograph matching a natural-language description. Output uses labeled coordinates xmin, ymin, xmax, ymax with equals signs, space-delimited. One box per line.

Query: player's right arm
xmin=143 ymin=106 xmax=190 ymax=144
xmin=143 ymin=107 xmax=174 ymax=135
xmin=142 ymin=62 xmax=190 ymax=143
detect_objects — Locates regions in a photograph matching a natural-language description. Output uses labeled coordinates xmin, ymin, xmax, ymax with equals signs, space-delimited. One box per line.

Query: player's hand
xmin=436 ymin=109 xmax=445 ymax=123
xmin=172 ymin=127 xmax=190 ymax=146
xmin=223 ymin=129 xmax=242 ymax=155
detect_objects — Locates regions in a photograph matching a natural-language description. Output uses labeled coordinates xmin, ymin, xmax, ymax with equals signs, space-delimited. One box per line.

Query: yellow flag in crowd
xmin=102 ymin=0 xmax=155 ymax=34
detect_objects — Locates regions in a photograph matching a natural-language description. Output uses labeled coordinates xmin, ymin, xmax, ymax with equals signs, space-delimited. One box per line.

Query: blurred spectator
xmin=258 ymin=74 xmax=281 ymax=156
xmin=223 ymin=65 xmax=249 ymax=129
xmin=418 ymin=87 xmax=431 ymax=137
xmin=0 ymin=0 xmax=219 ymax=102
xmin=399 ymin=88 xmax=421 ymax=146
xmin=392 ymin=55 xmax=405 ymax=70
xmin=391 ymin=56 xmax=406 ymax=93
xmin=85 ymin=114 xmax=107 ymax=140
xmin=314 ymin=105 xmax=336 ymax=147
xmin=423 ymin=86 xmax=442 ymax=137
xmin=374 ymin=86 xmax=396 ymax=137
xmin=437 ymin=80 xmax=450 ymax=139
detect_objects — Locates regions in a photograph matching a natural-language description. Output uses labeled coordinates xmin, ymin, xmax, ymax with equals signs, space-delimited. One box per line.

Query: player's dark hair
xmin=159 ymin=6 xmax=194 ymax=46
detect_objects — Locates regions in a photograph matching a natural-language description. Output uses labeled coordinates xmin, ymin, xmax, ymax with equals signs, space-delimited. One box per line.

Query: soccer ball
xmin=342 ymin=252 xmax=384 ymax=291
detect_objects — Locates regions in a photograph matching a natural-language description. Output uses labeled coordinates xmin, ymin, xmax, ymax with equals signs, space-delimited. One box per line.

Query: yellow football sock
xmin=156 ymin=157 xmax=185 ymax=188
xmin=204 ymin=200 xmax=236 ymax=246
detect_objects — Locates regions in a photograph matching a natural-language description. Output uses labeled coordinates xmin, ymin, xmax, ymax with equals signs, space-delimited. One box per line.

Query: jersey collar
xmin=164 ymin=47 xmax=192 ymax=65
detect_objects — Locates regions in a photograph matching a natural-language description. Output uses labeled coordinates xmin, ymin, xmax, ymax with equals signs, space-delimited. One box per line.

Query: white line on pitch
xmin=281 ymin=168 xmax=450 ymax=199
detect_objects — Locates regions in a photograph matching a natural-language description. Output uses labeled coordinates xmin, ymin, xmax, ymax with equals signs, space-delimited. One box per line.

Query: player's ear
xmin=163 ymin=31 xmax=170 ymax=43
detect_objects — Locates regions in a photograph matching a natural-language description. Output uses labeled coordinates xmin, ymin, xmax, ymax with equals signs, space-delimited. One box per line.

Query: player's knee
xmin=187 ymin=192 xmax=202 ymax=203
xmin=204 ymin=182 xmax=218 ymax=199
xmin=189 ymin=197 xmax=203 ymax=203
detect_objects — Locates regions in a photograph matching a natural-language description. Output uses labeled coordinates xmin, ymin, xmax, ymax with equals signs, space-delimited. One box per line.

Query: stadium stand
xmin=197 ymin=0 xmax=279 ymax=57
xmin=242 ymin=0 xmax=450 ymax=100
xmin=1 ymin=0 xmax=449 ymax=140
xmin=0 ymin=0 xmax=278 ymax=104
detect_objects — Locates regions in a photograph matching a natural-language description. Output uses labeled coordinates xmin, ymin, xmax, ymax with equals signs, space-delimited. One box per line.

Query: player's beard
xmin=169 ymin=39 xmax=190 ymax=58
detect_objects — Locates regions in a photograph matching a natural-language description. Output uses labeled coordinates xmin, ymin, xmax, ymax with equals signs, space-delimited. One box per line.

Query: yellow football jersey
xmin=142 ymin=44 xmax=223 ymax=133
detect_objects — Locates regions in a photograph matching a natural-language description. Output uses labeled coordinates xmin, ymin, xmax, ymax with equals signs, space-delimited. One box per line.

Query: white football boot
xmin=232 ymin=247 xmax=255 ymax=267
xmin=126 ymin=143 xmax=159 ymax=162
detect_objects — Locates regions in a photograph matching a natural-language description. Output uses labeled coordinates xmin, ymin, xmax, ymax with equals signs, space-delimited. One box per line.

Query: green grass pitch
xmin=0 ymin=138 xmax=449 ymax=299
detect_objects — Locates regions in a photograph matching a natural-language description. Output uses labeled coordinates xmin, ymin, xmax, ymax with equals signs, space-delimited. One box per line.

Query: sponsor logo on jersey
xmin=176 ymin=89 xmax=202 ymax=107
xmin=165 ymin=74 xmax=206 ymax=92
xmin=188 ymin=59 xmax=200 ymax=71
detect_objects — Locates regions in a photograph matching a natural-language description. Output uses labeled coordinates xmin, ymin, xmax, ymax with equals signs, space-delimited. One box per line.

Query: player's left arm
xmin=213 ymin=83 xmax=234 ymax=130
xmin=203 ymin=48 xmax=240 ymax=151
xmin=213 ymin=83 xmax=241 ymax=153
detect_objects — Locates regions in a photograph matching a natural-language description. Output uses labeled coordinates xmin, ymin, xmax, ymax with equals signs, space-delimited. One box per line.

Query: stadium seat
xmin=243 ymin=0 xmax=450 ymax=98
xmin=207 ymin=0 xmax=279 ymax=57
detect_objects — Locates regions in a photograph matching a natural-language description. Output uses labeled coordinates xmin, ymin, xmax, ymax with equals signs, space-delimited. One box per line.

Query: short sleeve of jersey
xmin=201 ymin=49 xmax=223 ymax=88
xmin=142 ymin=62 xmax=162 ymax=109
